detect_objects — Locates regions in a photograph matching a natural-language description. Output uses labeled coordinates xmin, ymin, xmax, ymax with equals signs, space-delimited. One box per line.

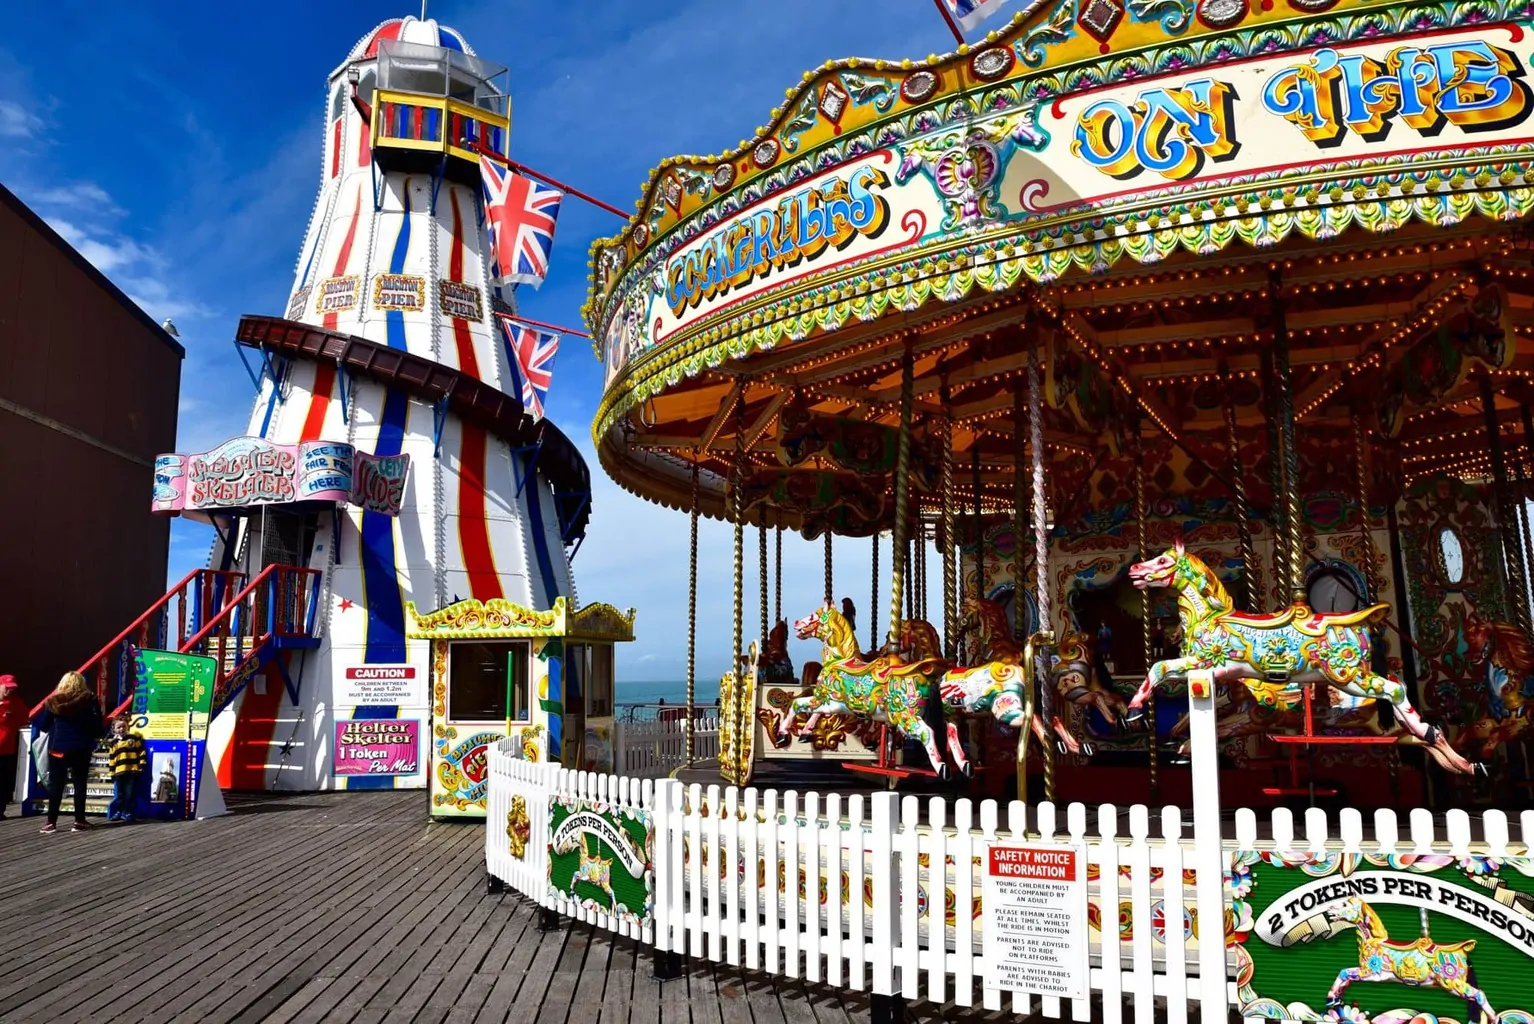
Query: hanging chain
xmin=1027 ymin=341 xmax=1056 ymax=804
xmin=685 ymin=457 xmax=700 ymax=768
xmin=732 ymin=395 xmax=746 ymax=741
xmin=889 ymin=346 xmax=915 ymax=646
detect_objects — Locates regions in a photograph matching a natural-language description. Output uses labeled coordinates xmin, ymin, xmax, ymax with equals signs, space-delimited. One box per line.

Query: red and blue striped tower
xmin=208 ymin=17 xmax=586 ymax=791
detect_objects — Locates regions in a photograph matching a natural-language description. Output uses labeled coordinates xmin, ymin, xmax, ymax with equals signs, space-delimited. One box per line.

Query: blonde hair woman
xmin=35 ymin=671 xmax=105 ymax=833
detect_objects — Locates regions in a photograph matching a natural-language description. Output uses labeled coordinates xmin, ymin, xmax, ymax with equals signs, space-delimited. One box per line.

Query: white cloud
xmin=40 ymin=211 xmax=216 ymax=324
xmin=0 ymin=98 xmax=39 ymax=138
xmin=25 ymin=181 xmax=120 ymax=213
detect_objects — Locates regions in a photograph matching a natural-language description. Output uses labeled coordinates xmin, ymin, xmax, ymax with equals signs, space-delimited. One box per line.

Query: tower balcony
xmin=366 ymin=38 xmax=509 ymax=188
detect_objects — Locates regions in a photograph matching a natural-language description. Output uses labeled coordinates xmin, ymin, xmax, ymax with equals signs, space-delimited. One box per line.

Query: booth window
xmin=566 ymin=644 xmax=615 ymax=717
xmin=589 ymin=645 xmax=614 ymax=717
xmin=448 ymin=641 xmax=529 ymax=722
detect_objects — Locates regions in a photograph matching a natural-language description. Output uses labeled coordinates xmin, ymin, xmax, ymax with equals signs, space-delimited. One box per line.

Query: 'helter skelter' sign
xmin=152 ymin=436 xmax=410 ymax=516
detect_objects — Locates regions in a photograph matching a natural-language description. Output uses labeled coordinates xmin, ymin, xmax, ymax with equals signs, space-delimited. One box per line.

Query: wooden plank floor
xmin=0 ymin=792 xmax=1008 ymax=1024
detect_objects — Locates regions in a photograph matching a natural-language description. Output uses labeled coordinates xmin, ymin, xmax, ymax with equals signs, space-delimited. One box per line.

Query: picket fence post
xmin=869 ymin=790 xmax=901 ymax=1023
xmin=1185 ymin=668 xmax=1230 ymax=1023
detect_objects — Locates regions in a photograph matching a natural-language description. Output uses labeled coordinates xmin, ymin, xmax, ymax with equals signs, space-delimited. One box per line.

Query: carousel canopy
xmin=585 ymin=0 xmax=1534 ymax=537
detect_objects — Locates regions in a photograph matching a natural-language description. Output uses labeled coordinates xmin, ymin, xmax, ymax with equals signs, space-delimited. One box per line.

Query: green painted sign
xmin=1229 ymin=850 xmax=1534 ymax=1024
xmin=133 ymin=650 xmax=217 ymax=741
xmin=546 ymin=798 xmax=653 ymax=926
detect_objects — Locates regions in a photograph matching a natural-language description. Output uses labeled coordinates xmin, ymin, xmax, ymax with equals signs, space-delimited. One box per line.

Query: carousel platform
xmin=0 ymin=790 xmax=1002 ymax=1024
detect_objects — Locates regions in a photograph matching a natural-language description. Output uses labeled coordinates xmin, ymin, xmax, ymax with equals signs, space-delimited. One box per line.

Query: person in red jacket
xmin=0 ymin=675 xmax=29 ymax=819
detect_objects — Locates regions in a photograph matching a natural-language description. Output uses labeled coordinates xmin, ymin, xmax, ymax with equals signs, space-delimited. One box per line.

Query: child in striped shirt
xmin=106 ymin=717 xmax=146 ymax=823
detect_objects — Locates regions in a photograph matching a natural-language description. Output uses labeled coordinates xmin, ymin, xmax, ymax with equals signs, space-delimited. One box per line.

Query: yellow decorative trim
xmin=406 ymin=597 xmax=566 ymax=639
xmin=567 ymin=602 xmax=638 ymax=642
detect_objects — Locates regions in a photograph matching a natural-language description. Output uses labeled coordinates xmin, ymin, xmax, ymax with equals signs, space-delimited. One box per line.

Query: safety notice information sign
xmin=982 ymin=842 xmax=1090 ymax=1000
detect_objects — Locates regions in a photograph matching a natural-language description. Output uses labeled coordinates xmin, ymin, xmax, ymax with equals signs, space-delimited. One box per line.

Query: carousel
xmin=585 ymin=0 xmax=1534 ymax=812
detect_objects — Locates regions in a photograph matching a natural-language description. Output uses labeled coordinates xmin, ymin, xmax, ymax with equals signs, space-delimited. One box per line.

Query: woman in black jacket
xmin=34 ymin=671 xmax=105 ymax=833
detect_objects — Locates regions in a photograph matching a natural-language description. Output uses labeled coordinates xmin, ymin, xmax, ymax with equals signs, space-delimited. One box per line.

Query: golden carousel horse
xmin=783 ymin=604 xmax=968 ymax=778
xmin=1126 ymin=540 xmax=1479 ymax=775
xmin=1458 ymin=616 xmax=1534 ymax=762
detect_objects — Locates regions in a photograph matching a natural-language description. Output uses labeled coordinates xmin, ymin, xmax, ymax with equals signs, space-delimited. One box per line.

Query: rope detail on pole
xmin=1261 ymin=349 xmax=1288 ymax=606
xmin=973 ymin=445 xmax=986 ymax=601
xmin=1223 ymin=376 xmax=1260 ymax=610
xmin=889 ymin=346 xmax=915 ymax=647
xmin=775 ymin=525 xmax=782 ymax=626
xmin=685 ymin=458 xmax=700 ymax=768
xmin=1351 ymin=414 xmax=1384 ymax=604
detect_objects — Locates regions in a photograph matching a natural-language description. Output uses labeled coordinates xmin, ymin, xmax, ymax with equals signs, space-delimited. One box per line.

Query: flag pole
xmin=495 ymin=310 xmax=592 ymax=340
xmin=930 ymin=0 xmax=966 ymax=45
xmin=473 ymin=141 xmax=631 ymax=221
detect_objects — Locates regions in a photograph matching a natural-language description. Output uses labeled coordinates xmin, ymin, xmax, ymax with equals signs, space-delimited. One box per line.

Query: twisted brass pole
xmin=1027 ymin=342 xmax=1055 ymax=803
xmin=888 ymin=347 xmax=915 ymax=647
xmin=774 ymin=525 xmax=782 ymax=626
xmin=1014 ymin=381 xmax=1028 ymax=638
xmin=973 ymin=445 xmax=986 ymax=600
xmin=870 ymin=532 xmax=879 ymax=653
xmin=824 ymin=529 xmax=833 ymax=606
xmin=1134 ymin=426 xmax=1157 ymax=802
xmin=732 ymin=396 xmax=746 ymax=775
xmin=1270 ymin=269 xmax=1306 ymax=603
xmin=1223 ymin=376 xmax=1259 ymax=610
xmin=1481 ymin=375 xmax=1534 ymax=635
xmin=1261 ymin=349 xmax=1288 ymax=606
xmin=685 ymin=458 xmax=700 ymax=768
xmin=941 ymin=389 xmax=957 ymax=660
xmin=759 ymin=510 xmax=769 ymax=649
xmin=1350 ymin=414 xmax=1383 ymax=604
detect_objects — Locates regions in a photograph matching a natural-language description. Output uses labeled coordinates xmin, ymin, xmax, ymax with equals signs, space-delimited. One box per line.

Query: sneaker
xmin=70 ymin=821 xmax=91 ymax=833
xmin=39 ymin=823 xmax=56 ymax=834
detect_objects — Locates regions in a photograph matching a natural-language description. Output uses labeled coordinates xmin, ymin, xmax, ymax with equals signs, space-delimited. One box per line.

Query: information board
xmin=982 ymin=842 xmax=1090 ymax=1001
xmin=337 ymin=664 xmax=427 ymax=708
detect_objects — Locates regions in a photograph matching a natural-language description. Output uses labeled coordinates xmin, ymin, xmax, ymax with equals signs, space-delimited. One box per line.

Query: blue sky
xmin=1 ymin=0 xmax=965 ymax=682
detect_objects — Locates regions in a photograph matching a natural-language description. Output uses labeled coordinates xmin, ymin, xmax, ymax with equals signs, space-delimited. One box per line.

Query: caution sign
xmin=983 ymin=842 xmax=1090 ymax=1000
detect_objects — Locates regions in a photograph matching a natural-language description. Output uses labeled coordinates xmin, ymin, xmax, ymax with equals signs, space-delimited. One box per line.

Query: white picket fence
xmin=488 ymin=746 xmax=1235 ymax=1022
xmin=485 ymin=673 xmax=1534 ymax=1022
xmin=612 ymin=715 xmax=719 ymax=778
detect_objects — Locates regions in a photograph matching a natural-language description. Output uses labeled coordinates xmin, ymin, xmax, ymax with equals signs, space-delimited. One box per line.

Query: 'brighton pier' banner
xmin=152 ymin=436 xmax=410 ymax=516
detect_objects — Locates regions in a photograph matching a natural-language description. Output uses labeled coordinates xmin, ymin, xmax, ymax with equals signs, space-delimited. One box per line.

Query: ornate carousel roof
xmin=585 ymin=0 xmax=1534 ymax=535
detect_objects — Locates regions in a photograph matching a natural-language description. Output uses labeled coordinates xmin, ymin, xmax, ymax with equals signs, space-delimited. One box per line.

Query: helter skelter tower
xmin=201 ymin=16 xmax=598 ymax=796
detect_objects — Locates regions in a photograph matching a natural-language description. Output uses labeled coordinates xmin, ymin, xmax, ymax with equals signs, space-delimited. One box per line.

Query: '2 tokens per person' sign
xmin=983 ymin=842 xmax=1090 ymax=1001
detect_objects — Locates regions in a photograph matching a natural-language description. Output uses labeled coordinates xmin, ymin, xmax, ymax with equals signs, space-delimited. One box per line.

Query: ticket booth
xmin=405 ymin=597 xmax=635 ymax=818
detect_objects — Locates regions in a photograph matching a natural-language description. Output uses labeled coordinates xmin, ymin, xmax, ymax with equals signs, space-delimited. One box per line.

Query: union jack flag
xmin=499 ymin=317 xmax=560 ymax=421
xmin=943 ymin=0 xmax=1012 ymax=30
xmin=480 ymin=157 xmax=563 ymax=289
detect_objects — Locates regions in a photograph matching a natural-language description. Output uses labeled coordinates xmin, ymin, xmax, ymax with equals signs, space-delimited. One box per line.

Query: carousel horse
xmin=892 ymin=614 xmax=1083 ymax=755
xmin=959 ymin=594 xmax=1133 ymax=729
xmin=1322 ymin=897 xmax=1494 ymax=1024
xmin=784 ymin=604 xmax=968 ymax=779
xmin=1458 ymin=616 xmax=1534 ymax=762
xmin=1126 ymin=539 xmax=1480 ymax=775
xmin=953 ymin=599 xmax=1087 ymax=754
xmin=759 ymin=619 xmax=798 ymax=686
xmin=1166 ymin=683 xmax=1406 ymax=753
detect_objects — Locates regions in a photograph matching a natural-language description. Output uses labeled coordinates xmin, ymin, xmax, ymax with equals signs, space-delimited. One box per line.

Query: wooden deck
xmin=0 ymin=792 xmax=1006 ymax=1024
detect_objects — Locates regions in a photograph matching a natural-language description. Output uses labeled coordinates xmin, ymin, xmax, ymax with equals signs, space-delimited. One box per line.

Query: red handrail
xmin=34 ymin=568 xmax=247 ymax=719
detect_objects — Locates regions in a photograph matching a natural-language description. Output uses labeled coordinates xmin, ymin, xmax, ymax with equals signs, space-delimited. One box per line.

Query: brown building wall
xmin=0 ymin=184 xmax=184 ymax=707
